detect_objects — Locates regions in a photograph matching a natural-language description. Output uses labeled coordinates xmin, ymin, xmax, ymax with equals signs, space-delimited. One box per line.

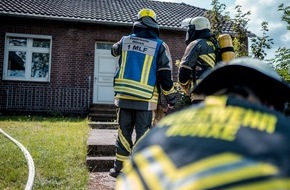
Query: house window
xmin=3 ymin=33 xmax=52 ymax=82
xmin=96 ymin=43 xmax=112 ymax=50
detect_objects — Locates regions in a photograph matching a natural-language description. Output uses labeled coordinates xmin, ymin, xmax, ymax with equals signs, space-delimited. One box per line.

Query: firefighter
xmin=115 ymin=57 xmax=290 ymax=189
xmin=178 ymin=16 xmax=218 ymax=104
xmin=109 ymin=8 xmax=176 ymax=178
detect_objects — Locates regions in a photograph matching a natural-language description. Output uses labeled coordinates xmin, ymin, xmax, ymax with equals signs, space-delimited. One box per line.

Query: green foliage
xmin=250 ymin=21 xmax=274 ymax=60
xmin=270 ymin=47 xmax=290 ymax=70
xmin=267 ymin=48 xmax=290 ymax=84
xmin=0 ymin=116 xmax=89 ymax=190
xmin=278 ymin=3 xmax=290 ymax=30
xmin=205 ymin=0 xmax=230 ymax=37
xmin=277 ymin=69 xmax=290 ymax=84
xmin=232 ymin=5 xmax=251 ymax=57
xmin=269 ymin=3 xmax=290 ymax=77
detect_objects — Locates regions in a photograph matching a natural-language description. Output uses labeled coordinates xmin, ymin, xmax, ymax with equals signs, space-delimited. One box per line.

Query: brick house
xmin=0 ymin=0 xmax=233 ymax=117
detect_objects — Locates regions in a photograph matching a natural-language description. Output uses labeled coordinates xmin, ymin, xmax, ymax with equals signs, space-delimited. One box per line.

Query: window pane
xmin=97 ymin=43 xmax=112 ymax=50
xmin=9 ymin=37 xmax=27 ymax=46
xmin=31 ymin=52 xmax=49 ymax=78
xmin=33 ymin=39 xmax=50 ymax=48
xmin=8 ymin=51 xmax=26 ymax=77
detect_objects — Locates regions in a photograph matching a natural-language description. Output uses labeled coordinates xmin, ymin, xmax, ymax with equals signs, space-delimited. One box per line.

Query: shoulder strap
xmin=209 ymin=36 xmax=222 ymax=64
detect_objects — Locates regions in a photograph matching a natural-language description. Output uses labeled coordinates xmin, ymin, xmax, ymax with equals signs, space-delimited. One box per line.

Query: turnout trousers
xmin=113 ymin=108 xmax=152 ymax=171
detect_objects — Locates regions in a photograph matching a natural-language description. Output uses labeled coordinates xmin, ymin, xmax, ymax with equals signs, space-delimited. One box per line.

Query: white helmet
xmin=182 ymin=16 xmax=211 ymax=31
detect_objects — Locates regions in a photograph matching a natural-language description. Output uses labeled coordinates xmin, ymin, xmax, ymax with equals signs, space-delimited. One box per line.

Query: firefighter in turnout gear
xmin=178 ymin=16 xmax=218 ymax=103
xmin=109 ymin=8 xmax=177 ymax=178
xmin=115 ymin=57 xmax=290 ymax=190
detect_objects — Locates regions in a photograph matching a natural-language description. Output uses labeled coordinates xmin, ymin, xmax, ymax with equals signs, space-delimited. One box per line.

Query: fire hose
xmin=0 ymin=128 xmax=35 ymax=190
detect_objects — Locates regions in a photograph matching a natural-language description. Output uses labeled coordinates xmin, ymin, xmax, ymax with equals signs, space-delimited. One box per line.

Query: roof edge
xmin=0 ymin=12 xmax=187 ymax=31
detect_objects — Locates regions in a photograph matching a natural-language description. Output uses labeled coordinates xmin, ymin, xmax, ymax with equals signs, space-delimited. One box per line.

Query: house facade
xmin=0 ymin=0 xmax=232 ymax=115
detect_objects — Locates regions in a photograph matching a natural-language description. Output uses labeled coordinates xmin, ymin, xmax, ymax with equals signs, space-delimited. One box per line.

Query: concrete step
xmin=88 ymin=121 xmax=118 ymax=129
xmin=88 ymin=113 xmax=117 ymax=122
xmin=87 ymin=129 xmax=117 ymax=155
xmin=88 ymin=104 xmax=117 ymax=122
xmin=86 ymin=125 xmax=136 ymax=173
xmin=86 ymin=156 xmax=115 ymax=172
xmin=87 ymin=129 xmax=118 ymax=172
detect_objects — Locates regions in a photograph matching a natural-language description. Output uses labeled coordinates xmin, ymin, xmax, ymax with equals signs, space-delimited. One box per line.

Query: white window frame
xmin=3 ymin=33 xmax=52 ymax=82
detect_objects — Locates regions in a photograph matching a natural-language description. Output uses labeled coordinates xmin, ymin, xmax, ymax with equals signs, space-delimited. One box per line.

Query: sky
xmin=155 ymin=0 xmax=290 ymax=60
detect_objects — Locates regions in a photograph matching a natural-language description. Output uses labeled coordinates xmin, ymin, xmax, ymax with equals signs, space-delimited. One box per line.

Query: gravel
xmin=88 ymin=172 xmax=117 ymax=190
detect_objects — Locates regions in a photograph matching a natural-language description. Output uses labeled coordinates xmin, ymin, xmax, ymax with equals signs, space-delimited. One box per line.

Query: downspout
xmin=88 ymin=76 xmax=91 ymax=109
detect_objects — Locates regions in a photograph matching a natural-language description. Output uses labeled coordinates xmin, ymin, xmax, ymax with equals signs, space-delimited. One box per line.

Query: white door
xmin=93 ymin=43 xmax=119 ymax=104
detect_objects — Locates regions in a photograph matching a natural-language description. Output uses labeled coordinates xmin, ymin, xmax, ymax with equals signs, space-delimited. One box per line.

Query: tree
xmin=205 ymin=0 xmax=230 ymax=37
xmin=270 ymin=3 xmax=290 ymax=82
xmin=232 ymin=5 xmax=251 ymax=57
xmin=250 ymin=21 xmax=274 ymax=60
xmin=279 ymin=3 xmax=290 ymax=30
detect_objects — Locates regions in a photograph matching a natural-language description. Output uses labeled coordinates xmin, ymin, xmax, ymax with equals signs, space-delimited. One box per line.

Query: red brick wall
xmin=0 ymin=16 xmax=186 ymax=113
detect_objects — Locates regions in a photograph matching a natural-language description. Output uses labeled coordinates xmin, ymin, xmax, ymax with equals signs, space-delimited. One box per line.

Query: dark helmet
xmin=193 ymin=57 xmax=290 ymax=112
xmin=133 ymin=9 xmax=159 ymax=35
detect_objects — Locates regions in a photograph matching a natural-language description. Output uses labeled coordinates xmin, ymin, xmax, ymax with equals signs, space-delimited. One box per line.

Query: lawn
xmin=0 ymin=115 xmax=90 ymax=190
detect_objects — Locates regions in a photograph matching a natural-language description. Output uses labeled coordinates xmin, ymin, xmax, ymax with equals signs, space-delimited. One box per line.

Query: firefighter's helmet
xmin=133 ymin=8 xmax=159 ymax=34
xmin=193 ymin=57 xmax=290 ymax=112
xmin=182 ymin=16 xmax=211 ymax=31
xmin=137 ymin=8 xmax=157 ymax=22
xmin=190 ymin=16 xmax=211 ymax=30
xmin=182 ymin=16 xmax=211 ymax=45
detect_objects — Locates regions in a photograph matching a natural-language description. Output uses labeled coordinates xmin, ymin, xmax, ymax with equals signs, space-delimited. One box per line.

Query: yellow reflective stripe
xmin=224 ymin=178 xmax=290 ymax=190
xmin=177 ymin=153 xmax=278 ymax=190
xmin=116 ymin=153 xmax=130 ymax=162
xmin=115 ymin=78 xmax=154 ymax=92
xmin=181 ymin=163 xmax=278 ymax=189
xmin=188 ymin=163 xmax=278 ymax=190
xmin=178 ymin=79 xmax=190 ymax=86
xmin=141 ymin=55 xmax=153 ymax=84
xmin=162 ymin=86 xmax=176 ymax=96
xmin=119 ymin=51 xmax=127 ymax=79
xmin=134 ymin=146 xmax=176 ymax=189
xmin=133 ymin=128 xmax=150 ymax=149
xmin=116 ymin=166 xmax=145 ymax=190
xmin=115 ymin=78 xmax=155 ymax=99
xmin=118 ymin=128 xmax=132 ymax=153
xmin=200 ymin=54 xmax=215 ymax=68
xmin=116 ymin=92 xmax=159 ymax=103
xmin=178 ymin=152 xmax=243 ymax=178
xmin=208 ymin=52 xmax=216 ymax=61
xmin=115 ymin=86 xmax=152 ymax=98
xmin=141 ymin=55 xmax=148 ymax=84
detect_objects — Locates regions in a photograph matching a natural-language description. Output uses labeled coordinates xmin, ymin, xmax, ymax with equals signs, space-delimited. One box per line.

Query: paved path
xmin=89 ymin=172 xmax=116 ymax=190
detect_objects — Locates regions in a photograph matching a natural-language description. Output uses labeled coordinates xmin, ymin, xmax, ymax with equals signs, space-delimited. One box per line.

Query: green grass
xmin=0 ymin=116 xmax=90 ymax=190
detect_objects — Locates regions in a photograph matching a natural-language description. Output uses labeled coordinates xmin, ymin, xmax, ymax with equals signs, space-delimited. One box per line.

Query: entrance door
xmin=93 ymin=43 xmax=119 ymax=104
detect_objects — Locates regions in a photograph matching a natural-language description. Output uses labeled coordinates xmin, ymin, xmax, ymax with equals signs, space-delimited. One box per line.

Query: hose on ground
xmin=0 ymin=128 xmax=35 ymax=190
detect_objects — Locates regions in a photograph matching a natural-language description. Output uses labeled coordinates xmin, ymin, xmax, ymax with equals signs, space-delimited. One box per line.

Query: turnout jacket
xmin=178 ymin=38 xmax=216 ymax=90
xmin=112 ymin=33 xmax=176 ymax=110
xmin=116 ymin=96 xmax=290 ymax=190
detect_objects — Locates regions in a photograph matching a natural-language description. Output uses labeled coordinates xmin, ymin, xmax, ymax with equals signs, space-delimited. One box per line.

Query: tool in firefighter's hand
xmin=181 ymin=83 xmax=191 ymax=96
xmin=174 ymin=82 xmax=191 ymax=95
xmin=152 ymin=104 xmax=169 ymax=126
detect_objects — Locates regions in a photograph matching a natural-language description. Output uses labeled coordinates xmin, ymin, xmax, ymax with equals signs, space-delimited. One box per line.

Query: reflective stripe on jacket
xmin=114 ymin=35 xmax=162 ymax=102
